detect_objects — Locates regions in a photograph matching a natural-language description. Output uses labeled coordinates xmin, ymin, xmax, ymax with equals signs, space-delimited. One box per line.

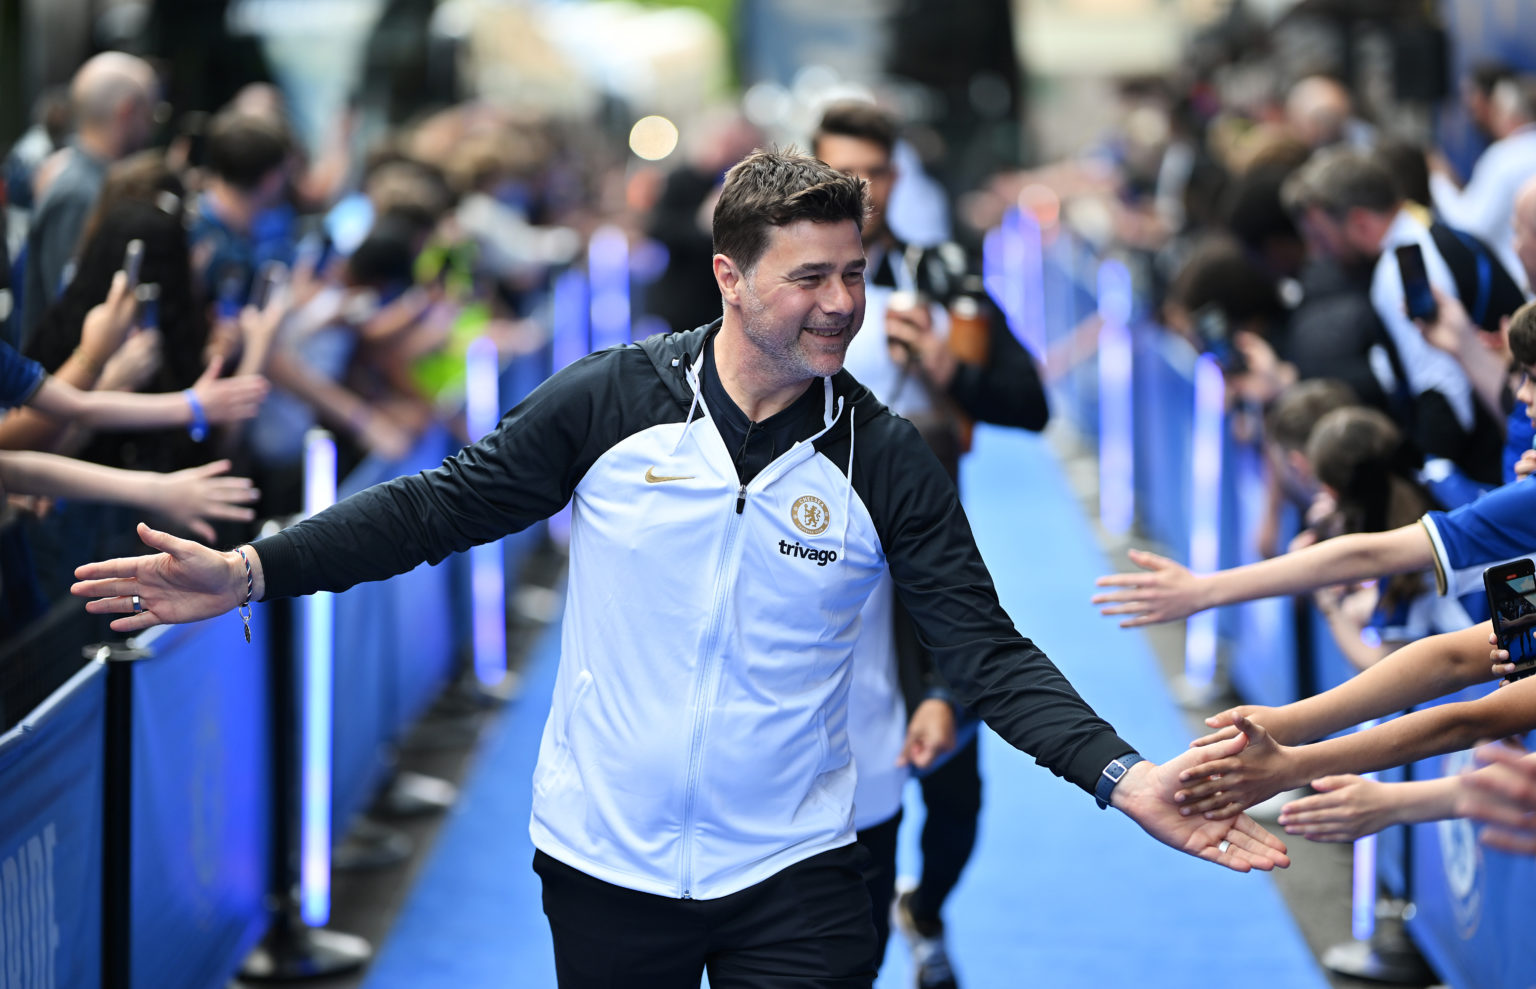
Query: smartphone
xmin=1191 ymin=303 xmax=1247 ymax=374
xmin=1483 ymin=558 xmax=1536 ymax=681
xmin=134 ymin=283 xmax=160 ymax=331
xmin=216 ymin=271 xmax=245 ymax=321
xmin=123 ymin=239 xmax=144 ymax=291
xmin=1395 ymin=243 xmax=1437 ymax=322
xmin=250 ymin=260 xmax=289 ymax=311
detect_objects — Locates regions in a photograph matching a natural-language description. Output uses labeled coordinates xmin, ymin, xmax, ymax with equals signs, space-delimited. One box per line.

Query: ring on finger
xmin=131 ymin=595 xmax=143 ymax=614
xmin=1218 ymin=839 xmax=1231 ymax=854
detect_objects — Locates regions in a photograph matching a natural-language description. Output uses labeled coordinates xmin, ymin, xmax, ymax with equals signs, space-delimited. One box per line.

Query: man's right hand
xmin=72 ymin=523 xmax=255 ymax=633
xmin=1091 ymin=548 xmax=1209 ymax=626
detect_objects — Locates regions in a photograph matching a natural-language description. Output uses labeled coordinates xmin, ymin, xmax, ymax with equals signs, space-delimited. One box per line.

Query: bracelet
xmin=235 ymin=545 xmax=254 ymax=643
xmin=183 ymin=388 xmax=208 ymax=441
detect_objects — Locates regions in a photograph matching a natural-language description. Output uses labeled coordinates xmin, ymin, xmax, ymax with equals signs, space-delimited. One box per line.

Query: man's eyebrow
xmin=792 ymin=256 xmax=866 ymax=276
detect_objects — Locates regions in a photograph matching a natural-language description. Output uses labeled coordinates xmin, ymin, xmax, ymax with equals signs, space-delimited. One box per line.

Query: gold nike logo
xmin=645 ymin=467 xmax=696 ymax=484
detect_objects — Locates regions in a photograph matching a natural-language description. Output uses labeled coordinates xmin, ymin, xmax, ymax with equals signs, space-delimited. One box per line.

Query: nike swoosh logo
xmin=645 ymin=467 xmax=696 ymax=484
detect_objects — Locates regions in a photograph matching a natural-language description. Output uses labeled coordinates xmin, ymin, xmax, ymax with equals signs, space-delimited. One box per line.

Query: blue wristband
xmin=183 ymin=388 xmax=208 ymax=441
xmin=1094 ymin=753 xmax=1145 ymax=809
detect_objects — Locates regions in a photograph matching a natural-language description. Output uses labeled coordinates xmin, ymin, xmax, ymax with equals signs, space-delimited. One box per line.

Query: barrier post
xmin=241 ymin=431 xmax=371 ymax=980
xmin=466 ymin=336 xmax=511 ymax=692
xmin=1178 ymin=354 xmax=1225 ymax=705
xmin=1095 ymin=260 xmax=1134 ymax=535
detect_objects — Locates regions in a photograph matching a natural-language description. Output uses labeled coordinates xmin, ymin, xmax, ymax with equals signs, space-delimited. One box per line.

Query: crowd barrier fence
xmin=1013 ymin=209 xmax=1534 ymax=989
xmin=0 ymin=315 xmax=554 ymax=986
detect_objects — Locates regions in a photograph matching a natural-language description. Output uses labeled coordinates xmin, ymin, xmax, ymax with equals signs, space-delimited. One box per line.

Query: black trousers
xmin=534 ymin=846 xmax=878 ymax=989
xmin=910 ymin=733 xmax=983 ymax=925
xmin=854 ymin=809 xmax=902 ymax=959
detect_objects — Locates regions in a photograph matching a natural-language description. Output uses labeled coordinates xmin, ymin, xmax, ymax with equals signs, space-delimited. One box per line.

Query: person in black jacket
xmin=812 ymin=100 xmax=1047 ymax=989
xmin=74 ymin=148 xmax=1288 ymax=989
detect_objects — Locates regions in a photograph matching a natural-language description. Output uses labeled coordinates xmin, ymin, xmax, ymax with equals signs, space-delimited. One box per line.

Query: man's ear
xmin=714 ymin=254 xmax=744 ymax=307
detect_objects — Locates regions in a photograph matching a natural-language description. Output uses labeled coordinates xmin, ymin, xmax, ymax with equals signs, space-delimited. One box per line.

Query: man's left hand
xmin=1112 ymin=736 xmax=1291 ymax=873
xmin=885 ymin=305 xmax=958 ymax=389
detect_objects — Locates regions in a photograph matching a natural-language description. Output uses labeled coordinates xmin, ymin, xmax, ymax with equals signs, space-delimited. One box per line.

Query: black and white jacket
xmin=253 ymin=321 xmax=1134 ymax=900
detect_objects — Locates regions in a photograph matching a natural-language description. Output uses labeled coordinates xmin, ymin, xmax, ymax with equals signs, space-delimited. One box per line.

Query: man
xmin=1432 ymin=74 xmax=1536 ymax=287
xmin=1283 ymin=148 xmax=1504 ymax=485
xmin=190 ymin=111 xmax=293 ymax=307
xmin=811 ymin=100 xmax=1047 ymax=989
xmin=75 ymin=149 xmax=1286 ymax=989
xmin=19 ymin=52 xmax=157 ymax=346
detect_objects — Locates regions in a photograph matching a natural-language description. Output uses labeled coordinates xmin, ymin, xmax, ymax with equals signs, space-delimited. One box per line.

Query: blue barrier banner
xmin=330 ymin=578 xmax=391 ymax=834
xmin=128 ymin=609 xmax=271 ymax=989
xmin=1407 ymin=721 xmax=1536 ymax=989
xmin=0 ymin=661 xmax=104 ymax=989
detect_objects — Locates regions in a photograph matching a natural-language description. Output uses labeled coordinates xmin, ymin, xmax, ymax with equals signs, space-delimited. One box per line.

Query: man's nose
xmin=820 ymin=278 xmax=855 ymax=315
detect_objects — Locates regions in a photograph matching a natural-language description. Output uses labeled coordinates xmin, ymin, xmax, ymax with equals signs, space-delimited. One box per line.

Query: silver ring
xmin=1218 ymin=839 xmax=1231 ymax=854
xmin=131 ymin=595 xmax=143 ymax=614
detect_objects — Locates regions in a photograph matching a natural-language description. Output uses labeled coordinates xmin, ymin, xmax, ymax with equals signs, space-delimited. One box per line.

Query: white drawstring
xmin=839 ymin=395 xmax=854 ymax=558
xmin=670 ymin=358 xmax=703 ymax=456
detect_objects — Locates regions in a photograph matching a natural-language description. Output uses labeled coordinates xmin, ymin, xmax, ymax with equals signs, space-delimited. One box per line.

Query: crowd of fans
xmin=0 ymin=49 xmax=614 ymax=644
xmin=1048 ymin=40 xmax=1536 ymax=871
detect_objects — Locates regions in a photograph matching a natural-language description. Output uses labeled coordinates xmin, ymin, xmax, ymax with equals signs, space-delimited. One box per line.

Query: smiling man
xmin=74 ymin=149 xmax=1287 ymax=989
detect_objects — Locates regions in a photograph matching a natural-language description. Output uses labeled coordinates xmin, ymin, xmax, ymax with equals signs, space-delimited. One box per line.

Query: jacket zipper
xmin=678 ymin=493 xmax=746 ymax=897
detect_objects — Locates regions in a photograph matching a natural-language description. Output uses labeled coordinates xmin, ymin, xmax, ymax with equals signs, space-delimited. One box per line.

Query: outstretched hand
xmin=189 ymin=356 xmax=269 ymax=425
xmin=156 ymin=460 xmax=259 ymax=541
xmin=1176 ymin=713 xmax=1296 ymax=819
xmin=72 ymin=522 xmax=245 ymax=633
xmin=1112 ymin=739 xmax=1290 ymax=873
xmin=1091 ymin=548 xmax=1208 ymax=627
xmin=1276 ymin=775 xmax=1390 ymax=843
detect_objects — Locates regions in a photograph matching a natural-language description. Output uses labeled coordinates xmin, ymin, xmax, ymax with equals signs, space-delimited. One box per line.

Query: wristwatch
xmin=1095 ymin=753 xmax=1145 ymax=809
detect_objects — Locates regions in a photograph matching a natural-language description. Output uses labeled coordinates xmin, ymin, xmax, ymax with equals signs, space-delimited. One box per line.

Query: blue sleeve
xmin=1422 ymin=480 xmax=1536 ymax=600
xmin=0 ymin=339 xmax=46 ymax=409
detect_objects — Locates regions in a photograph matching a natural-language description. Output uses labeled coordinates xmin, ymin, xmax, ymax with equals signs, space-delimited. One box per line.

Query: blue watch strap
xmin=1095 ymin=753 xmax=1145 ymax=809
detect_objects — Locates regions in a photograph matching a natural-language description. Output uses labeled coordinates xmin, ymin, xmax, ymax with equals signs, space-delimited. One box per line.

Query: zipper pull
xmin=735 ymin=483 xmax=746 ymax=514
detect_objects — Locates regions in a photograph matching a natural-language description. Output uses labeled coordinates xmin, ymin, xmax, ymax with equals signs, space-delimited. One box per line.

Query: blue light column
xmin=465 ymin=336 xmax=508 ymax=686
xmin=587 ymin=225 xmax=631 ymax=351
xmin=1096 ymin=260 xmax=1134 ymax=535
xmin=300 ymin=429 xmax=337 ymax=926
xmin=1184 ymin=355 xmax=1225 ymax=691
xmin=1352 ymin=719 xmax=1382 ymax=941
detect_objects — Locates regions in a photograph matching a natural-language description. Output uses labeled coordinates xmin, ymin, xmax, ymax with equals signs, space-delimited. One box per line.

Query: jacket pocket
xmin=534 ymin=669 xmax=594 ymax=796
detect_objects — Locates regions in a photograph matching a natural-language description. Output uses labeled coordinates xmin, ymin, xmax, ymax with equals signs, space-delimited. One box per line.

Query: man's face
xmin=813 ymin=134 xmax=894 ymax=241
xmin=730 ymin=218 xmax=866 ymax=383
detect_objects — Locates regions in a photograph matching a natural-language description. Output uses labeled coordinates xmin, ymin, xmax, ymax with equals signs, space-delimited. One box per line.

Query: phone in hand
xmin=250 ymin=260 xmax=290 ymax=311
xmin=1191 ymin=303 xmax=1247 ymax=375
xmin=1395 ymin=243 xmax=1437 ymax=323
xmin=1483 ymin=558 xmax=1536 ymax=682
xmin=123 ymin=239 xmax=144 ymax=291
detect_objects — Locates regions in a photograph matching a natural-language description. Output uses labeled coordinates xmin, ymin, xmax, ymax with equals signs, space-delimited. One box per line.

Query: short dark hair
xmin=1281 ymin=147 xmax=1400 ymax=219
xmin=1264 ymin=378 xmax=1358 ymax=452
xmin=712 ymin=147 xmax=868 ymax=274
xmin=1166 ymin=236 xmax=1285 ymax=329
xmin=1373 ymin=140 xmax=1431 ymax=208
xmin=1509 ymin=300 xmax=1536 ymax=367
xmin=205 ymin=112 xmax=289 ymax=190
xmin=811 ymin=101 xmax=898 ymax=159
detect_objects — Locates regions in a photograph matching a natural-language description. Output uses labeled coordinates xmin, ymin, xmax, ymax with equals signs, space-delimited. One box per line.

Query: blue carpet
xmin=363 ymin=425 xmax=1327 ymax=988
